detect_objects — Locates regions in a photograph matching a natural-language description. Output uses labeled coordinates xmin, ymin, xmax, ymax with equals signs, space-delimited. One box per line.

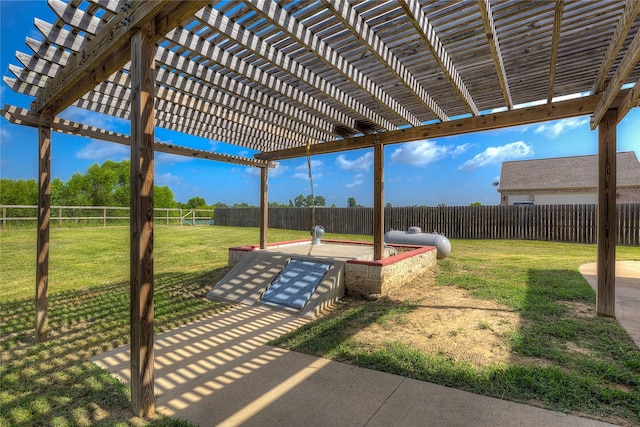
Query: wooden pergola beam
xmin=32 ymin=0 xmax=208 ymax=115
xmin=245 ymin=0 xmax=444 ymax=126
xmin=195 ymin=6 xmax=404 ymax=130
xmin=547 ymin=0 xmax=564 ymax=103
xmin=165 ymin=26 xmax=364 ymax=135
xmin=400 ymin=0 xmax=479 ymax=116
xmin=616 ymin=74 xmax=640 ymax=124
xmin=373 ymin=141 xmax=384 ymax=260
xmin=260 ymin=168 xmax=268 ymax=250
xmin=36 ymin=113 xmax=52 ymax=343
xmin=590 ymin=0 xmax=640 ymax=95
xmin=1 ymin=105 xmax=274 ymax=169
xmin=597 ymin=108 xmax=618 ymax=318
xmin=129 ymin=21 xmax=156 ymax=418
xmin=477 ymin=0 xmax=513 ymax=109
xmin=591 ymin=27 xmax=640 ymax=130
xmin=257 ymin=92 xmax=623 ymax=161
xmin=324 ymin=0 xmax=441 ymax=123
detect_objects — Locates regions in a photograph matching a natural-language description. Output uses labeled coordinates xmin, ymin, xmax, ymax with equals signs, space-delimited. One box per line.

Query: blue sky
xmin=1 ymin=1 xmax=638 ymax=207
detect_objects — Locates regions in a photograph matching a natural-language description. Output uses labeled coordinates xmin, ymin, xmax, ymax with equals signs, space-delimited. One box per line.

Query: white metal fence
xmin=1 ymin=205 xmax=215 ymax=229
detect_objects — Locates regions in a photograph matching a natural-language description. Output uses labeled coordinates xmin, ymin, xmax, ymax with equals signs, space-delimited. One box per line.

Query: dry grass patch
xmin=351 ymin=275 xmax=522 ymax=369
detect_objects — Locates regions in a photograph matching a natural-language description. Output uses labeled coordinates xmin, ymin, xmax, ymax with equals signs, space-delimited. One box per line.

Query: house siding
xmin=500 ymin=188 xmax=640 ymax=205
xmin=498 ymin=152 xmax=640 ymax=206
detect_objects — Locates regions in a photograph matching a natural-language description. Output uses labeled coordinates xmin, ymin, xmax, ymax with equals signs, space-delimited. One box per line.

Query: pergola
xmin=2 ymin=0 xmax=639 ymax=417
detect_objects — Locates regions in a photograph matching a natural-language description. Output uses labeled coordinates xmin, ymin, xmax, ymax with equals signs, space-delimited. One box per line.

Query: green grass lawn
xmin=273 ymin=239 xmax=640 ymax=425
xmin=1 ymin=225 xmax=332 ymax=426
xmin=1 ymin=226 xmax=639 ymax=425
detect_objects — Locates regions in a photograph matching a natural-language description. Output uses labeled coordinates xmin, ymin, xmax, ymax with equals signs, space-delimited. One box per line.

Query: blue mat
xmin=261 ymin=259 xmax=332 ymax=310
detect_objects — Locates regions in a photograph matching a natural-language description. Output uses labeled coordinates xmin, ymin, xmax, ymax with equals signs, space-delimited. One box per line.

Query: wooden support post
xmin=373 ymin=142 xmax=385 ymax=260
xmin=597 ymin=108 xmax=617 ymax=318
xmin=260 ymin=167 xmax=268 ymax=249
xmin=130 ymin=21 xmax=156 ymax=418
xmin=36 ymin=115 xmax=52 ymax=343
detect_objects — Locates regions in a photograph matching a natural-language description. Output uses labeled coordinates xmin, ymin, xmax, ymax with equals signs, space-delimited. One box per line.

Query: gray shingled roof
xmin=499 ymin=152 xmax=640 ymax=192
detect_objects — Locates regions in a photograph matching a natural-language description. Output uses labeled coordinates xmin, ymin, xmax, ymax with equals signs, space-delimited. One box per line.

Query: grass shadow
xmin=1 ymin=267 xmax=231 ymax=426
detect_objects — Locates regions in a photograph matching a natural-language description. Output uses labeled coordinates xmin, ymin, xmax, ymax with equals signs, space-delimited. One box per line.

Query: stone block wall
xmin=344 ymin=246 xmax=437 ymax=299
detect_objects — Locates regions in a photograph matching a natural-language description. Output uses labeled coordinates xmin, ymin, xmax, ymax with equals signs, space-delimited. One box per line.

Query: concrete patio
xmin=90 ymin=289 xmax=635 ymax=427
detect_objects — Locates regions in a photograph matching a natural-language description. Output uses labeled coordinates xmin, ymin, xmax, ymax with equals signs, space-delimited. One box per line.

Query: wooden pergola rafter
xmin=2 ymin=0 xmax=640 ymax=418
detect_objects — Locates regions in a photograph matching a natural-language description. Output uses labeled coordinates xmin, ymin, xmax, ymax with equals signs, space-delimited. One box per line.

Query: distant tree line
xmin=1 ymin=160 xmax=185 ymax=209
xmin=1 ymin=160 xmax=486 ymax=208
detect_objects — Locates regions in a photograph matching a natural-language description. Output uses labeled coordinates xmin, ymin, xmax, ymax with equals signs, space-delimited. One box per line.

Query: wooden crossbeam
xmin=71 ymin=93 xmax=280 ymax=152
xmin=153 ymin=51 xmax=338 ymax=138
xmin=1 ymin=104 xmax=273 ymax=168
xmin=398 ymin=0 xmax=479 ymax=116
xmin=591 ymin=27 xmax=640 ymax=129
xmin=256 ymin=92 xmax=622 ymax=161
xmin=616 ymin=75 xmax=640 ymax=124
xmin=590 ymin=0 xmax=640 ymax=95
xmin=477 ymin=0 xmax=513 ymax=109
xmin=8 ymin=64 xmax=47 ymax=88
xmin=312 ymin=0 xmax=424 ymax=126
xmin=84 ymin=70 xmax=306 ymax=147
xmin=25 ymin=36 xmax=71 ymax=63
xmin=195 ymin=6 xmax=402 ymax=130
xmin=48 ymin=0 xmax=105 ymax=35
xmin=24 ymin=33 xmax=335 ymax=142
xmin=246 ymin=0 xmax=447 ymax=124
xmin=547 ymin=0 xmax=564 ymax=103
xmin=3 ymin=76 xmax=39 ymax=97
xmin=16 ymin=50 xmax=61 ymax=78
xmin=32 ymin=0 xmax=209 ymax=115
xmin=19 ymin=41 xmax=324 ymax=148
xmin=34 ymin=17 xmax=84 ymax=52
xmin=164 ymin=27 xmax=363 ymax=134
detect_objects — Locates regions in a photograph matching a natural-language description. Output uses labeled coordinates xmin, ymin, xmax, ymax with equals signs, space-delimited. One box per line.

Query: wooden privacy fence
xmin=214 ymin=204 xmax=640 ymax=245
xmin=1 ymin=205 xmax=214 ymax=228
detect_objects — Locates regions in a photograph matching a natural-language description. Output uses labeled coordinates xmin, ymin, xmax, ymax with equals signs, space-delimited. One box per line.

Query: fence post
xmin=2 ymin=206 xmax=6 ymax=230
xmin=103 ymin=208 xmax=107 ymax=227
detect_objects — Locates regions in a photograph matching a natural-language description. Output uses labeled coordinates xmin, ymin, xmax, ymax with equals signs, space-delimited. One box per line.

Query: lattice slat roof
xmin=3 ymin=0 xmax=640 ymax=163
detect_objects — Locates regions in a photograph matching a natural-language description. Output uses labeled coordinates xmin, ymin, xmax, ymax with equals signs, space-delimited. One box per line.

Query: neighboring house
xmin=497 ymin=151 xmax=640 ymax=205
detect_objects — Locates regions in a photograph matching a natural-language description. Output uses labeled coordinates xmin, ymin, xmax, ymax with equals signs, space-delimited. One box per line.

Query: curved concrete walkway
xmin=92 ymin=304 xmax=614 ymax=426
xmin=579 ymin=260 xmax=640 ymax=348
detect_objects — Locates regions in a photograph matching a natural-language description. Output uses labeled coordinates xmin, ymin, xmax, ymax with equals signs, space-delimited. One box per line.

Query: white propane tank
xmin=384 ymin=227 xmax=451 ymax=259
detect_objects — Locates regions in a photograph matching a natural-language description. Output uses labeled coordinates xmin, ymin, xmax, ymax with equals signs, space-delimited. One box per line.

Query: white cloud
xmin=59 ymin=106 xmax=127 ymax=131
xmin=76 ymin=139 xmax=129 ymax=161
xmin=243 ymin=164 xmax=287 ymax=178
xmin=336 ymin=152 xmax=373 ymax=171
xmin=156 ymin=152 xmax=192 ymax=164
xmin=390 ymin=140 xmax=449 ymax=166
xmin=0 ymin=126 xmax=11 ymax=144
xmin=244 ymin=167 xmax=260 ymax=177
xmin=345 ymin=173 xmax=364 ymax=188
xmin=534 ymin=116 xmax=589 ymax=138
xmin=451 ymin=143 xmax=471 ymax=157
xmin=268 ymin=164 xmax=287 ymax=178
xmin=459 ymin=141 xmax=533 ymax=170
xmin=156 ymin=172 xmax=183 ymax=185
xmin=294 ymin=159 xmax=322 ymax=180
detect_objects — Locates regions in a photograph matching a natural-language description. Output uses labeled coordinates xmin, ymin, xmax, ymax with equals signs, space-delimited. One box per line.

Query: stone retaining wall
xmin=344 ymin=246 xmax=437 ymax=299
